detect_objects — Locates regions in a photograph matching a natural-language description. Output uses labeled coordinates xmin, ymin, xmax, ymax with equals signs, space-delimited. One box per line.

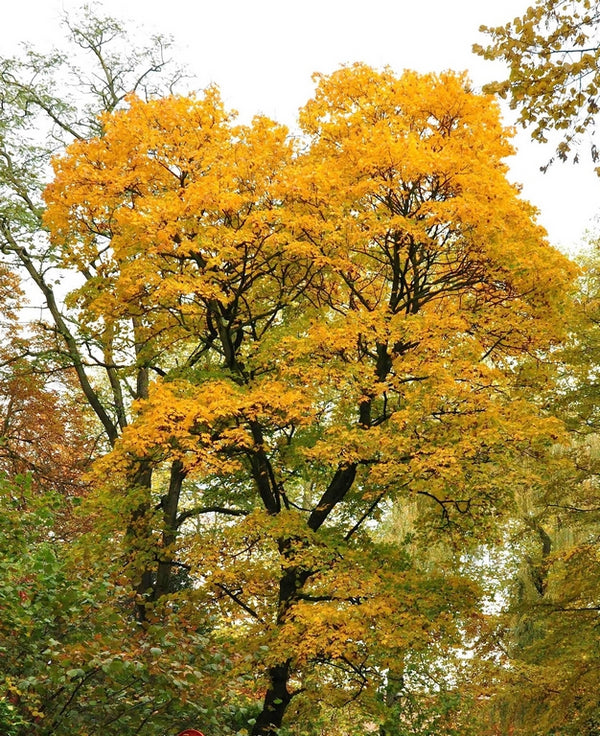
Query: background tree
xmin=0 ymin=466 xmax=246 ymax=736
xmin=0 ymin=9 xmax=233 ymax=735
xmin=475 ymin=0 xmax=600 ymax=167
xmin=459 ymin=249 xmax=600 ymax=736
xmin=0 ymin=3 xmax=189 ymax=618
xmin=472 ymin=4 xmax=600 ymax=729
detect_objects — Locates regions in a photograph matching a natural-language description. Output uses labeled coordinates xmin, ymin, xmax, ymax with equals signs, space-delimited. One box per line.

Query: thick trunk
xmin=251 ymin=662 xmax=293 ymax=736
xmin=252 ymin=549 xmax=311 ymax=734
xmin=125 ymin=461 xmax=154 ymax=622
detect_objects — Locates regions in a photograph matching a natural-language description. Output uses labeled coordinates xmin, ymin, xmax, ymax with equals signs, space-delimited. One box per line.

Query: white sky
xmin=3 ymin=0 xmax=600 ymax=256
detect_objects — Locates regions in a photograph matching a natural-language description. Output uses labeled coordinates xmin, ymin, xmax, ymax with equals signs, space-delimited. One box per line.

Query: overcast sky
xmin=3 ymin=0 xmax=600 ymax=255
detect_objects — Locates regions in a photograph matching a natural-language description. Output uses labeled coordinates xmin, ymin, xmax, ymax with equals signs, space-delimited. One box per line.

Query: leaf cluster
xmin=476 ymin=0 xmax=600 ymax=167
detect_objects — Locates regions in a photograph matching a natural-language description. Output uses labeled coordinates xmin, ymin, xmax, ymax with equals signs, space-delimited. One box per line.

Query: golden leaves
xmin=43 ymin=66 xmax=577 ymax=527
xmin=43 ymin=90 xmax=294 ymax=348
xmin=477 ymin=0 xmax=600 ymax=161
xmin=46 ymin=66 xmax=578 ymax=543
xmin=41 ymin=66 xmax=578 ymax=717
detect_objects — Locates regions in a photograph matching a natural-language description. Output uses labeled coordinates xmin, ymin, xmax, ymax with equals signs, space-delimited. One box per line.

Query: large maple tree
xmin=40 ymin=63 xmax=575 ymax=734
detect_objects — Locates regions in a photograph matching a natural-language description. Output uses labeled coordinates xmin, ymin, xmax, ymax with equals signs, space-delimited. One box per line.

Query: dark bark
xmin=0 ymin=224 xmax=120 ymax=446
xmin=126 ymin=461 xmax=154 ymax=623
xmin=307 ymin=464 xmax=357 ymax=532
xmin=251 ymin=557 xmax=311 ymax=735
xmin=251 ymin=662 xmax=293 ymax=736
xmin=154 ymin=459 xmax=186 ymax=599
xmin=250 ymin=533 xmax=314 ymax=735
xmin=248 ymin=420 xmax=281 ymax=514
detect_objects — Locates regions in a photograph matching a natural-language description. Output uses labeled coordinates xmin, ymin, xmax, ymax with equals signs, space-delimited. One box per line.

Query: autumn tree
xmin=459 ymin=247 xmax=600 ymax=736
xmin=0 ymin=9 xmax=229 ymax=734
xmin=475 ymin=0 xmax=600 ymax=167
xmin=39 ymin=60 xmax=576 ymax=735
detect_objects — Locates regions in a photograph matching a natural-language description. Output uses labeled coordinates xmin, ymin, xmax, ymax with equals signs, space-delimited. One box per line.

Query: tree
xmin=460 ymin=249 xmax=600 ymax=736
xmin=475 ymin=0 xmax=600 ymax=167
xmin=41 ymin=62 xmax=575 ymax=734
xmin=0 ymin=9 xmax=231 ymax=735
xmin=0 ymin=4 xmax=188 ymax=622
xmin=0 ymin=467 xmax=238 ymax=736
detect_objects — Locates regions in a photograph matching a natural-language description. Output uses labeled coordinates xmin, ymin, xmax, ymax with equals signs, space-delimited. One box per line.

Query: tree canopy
xmin=38 ymin=62 xmax=574 ymax=735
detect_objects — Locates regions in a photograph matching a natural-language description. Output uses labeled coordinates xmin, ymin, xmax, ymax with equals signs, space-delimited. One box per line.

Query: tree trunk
xmin=251 ymin=539 xmax=313 ymax=734
xmin=154 ymin=459 xmax=185 ymax=598
xmin=251 ymin=662 xmax=293 ymax=736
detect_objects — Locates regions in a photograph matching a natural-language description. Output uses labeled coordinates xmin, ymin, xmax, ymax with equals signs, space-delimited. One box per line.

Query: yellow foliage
xmin=477 ymin=0 xmax=600 ymax=162
xmin=42 ymin=65 xmax=576 ymax=732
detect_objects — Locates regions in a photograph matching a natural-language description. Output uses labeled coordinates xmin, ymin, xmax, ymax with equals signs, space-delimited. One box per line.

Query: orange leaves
xmin=42 ymin=64 xmax=576 ymax=539
xmin=110 ymin=376 xmax=316 ymax=480
xmin=43 ymin=91 xmax=294 ymax=350
xmin=39 ymin=65 xmax=579 ymax=728
xmin=292 ymin=65 xmax=575 ymax=339
xmin=43 ymin=66 xmax=575 ymax=365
